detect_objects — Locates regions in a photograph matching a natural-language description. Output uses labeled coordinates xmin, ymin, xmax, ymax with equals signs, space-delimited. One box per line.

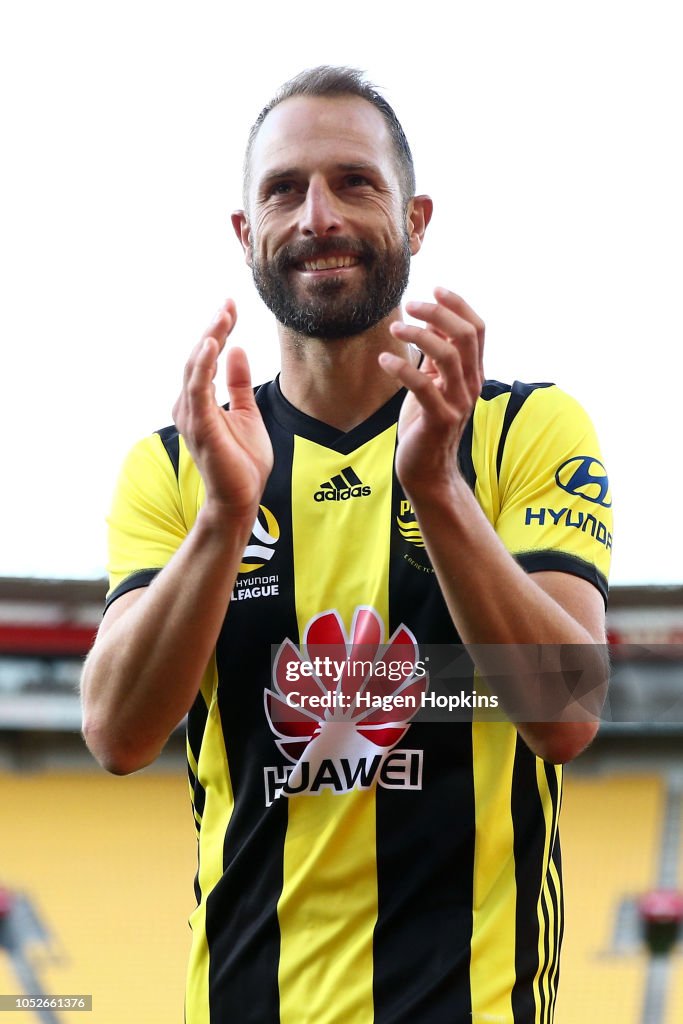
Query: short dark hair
xmin=243 ymin=65 xmax=416 ymax=206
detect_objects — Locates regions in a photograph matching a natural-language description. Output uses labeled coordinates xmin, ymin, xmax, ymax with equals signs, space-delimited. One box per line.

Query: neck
xmin=277 ymin=311 xmax=414 ymax=431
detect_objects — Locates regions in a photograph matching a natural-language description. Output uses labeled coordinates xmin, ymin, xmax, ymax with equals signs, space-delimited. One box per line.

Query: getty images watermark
xmin=269 ymin=642 xmax=623 ymax=724
xmin=282 ymin=653 xmax=499 ymax=714
xmin=269 ymin=642 xmax=683 ymax=724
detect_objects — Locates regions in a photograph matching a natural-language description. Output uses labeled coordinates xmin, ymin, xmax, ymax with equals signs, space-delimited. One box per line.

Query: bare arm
xmin=379 ymin=289 xmax=609 ymax=764
xmin=81 ymin=301 xmax=273 ymax=774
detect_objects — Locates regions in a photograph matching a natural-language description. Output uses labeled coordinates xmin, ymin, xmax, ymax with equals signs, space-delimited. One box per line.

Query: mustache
xmin=275 ymin=237 xmax=374 ymax=269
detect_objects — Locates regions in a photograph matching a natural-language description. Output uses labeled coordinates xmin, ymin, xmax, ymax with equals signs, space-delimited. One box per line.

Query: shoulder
xmin=475 ymin=379 xmax=599 ymax=454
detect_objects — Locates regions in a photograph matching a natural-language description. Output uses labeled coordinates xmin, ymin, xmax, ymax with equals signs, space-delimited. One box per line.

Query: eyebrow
xmin=258 ymin=162 xmax=384 ymax=190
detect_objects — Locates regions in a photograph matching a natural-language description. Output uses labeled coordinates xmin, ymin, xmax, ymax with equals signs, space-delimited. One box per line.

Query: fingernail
xmin=379 ymin=352 xmax=400 ymax=368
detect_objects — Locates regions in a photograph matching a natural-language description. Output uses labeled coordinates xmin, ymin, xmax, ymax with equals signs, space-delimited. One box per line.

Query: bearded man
xmin=82 ymin=66 xmax=612 ymax=1024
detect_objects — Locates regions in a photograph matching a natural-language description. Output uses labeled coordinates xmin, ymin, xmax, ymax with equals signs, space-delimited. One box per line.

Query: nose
xmin=298 ymin=176 xmax=343 ymax=236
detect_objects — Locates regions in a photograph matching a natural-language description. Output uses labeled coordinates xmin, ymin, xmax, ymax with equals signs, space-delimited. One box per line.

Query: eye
xmin=345 ymin=174 xmax=370 ymax=187
xmin=270 ymin=181 xmax=294 ymax=196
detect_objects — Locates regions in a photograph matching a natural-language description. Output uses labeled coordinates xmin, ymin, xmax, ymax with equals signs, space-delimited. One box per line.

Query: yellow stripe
xmin=545 ymin=853 xmax=562 ymax=1021
xmin=547 ymin=765 xmax=563 ymax=1023
xmin=538 ymin=882 xmax=555 ymax=1022
xmin=278 ymin=428 xmax=396 ymax=1024
xmin=470 ymin=720 xmax=518 ymax=1021
xmin=532 ymin=760 xmax=560 ymax=1024
xmin=187 ymin=735 xmax=199 ymax=779
xmin=471 ymin=390 xmax=509 ymax=524
xmin=185 ymin=660 xmax=234 ymax=1024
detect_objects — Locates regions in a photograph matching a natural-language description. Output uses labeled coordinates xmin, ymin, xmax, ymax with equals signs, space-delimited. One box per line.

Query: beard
xmin=251 ymin=233 xmax=411 ymax=340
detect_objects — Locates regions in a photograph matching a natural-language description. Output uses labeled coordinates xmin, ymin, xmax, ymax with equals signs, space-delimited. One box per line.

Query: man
xmin=81 ymin=67 xmax=612 ymax=1023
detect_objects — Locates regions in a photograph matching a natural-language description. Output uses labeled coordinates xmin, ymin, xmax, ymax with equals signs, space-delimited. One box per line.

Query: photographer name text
xmin=283 ymin=658 xmax=498 ymax=711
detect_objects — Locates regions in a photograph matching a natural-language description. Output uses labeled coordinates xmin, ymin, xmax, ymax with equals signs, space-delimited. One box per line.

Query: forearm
xmin=409 ymin=478 xmax=608 ymax=762
xmin=81 ymin=503 xmax=255 ymax=774
xmin=412 ymin=478 xmax=591 ymax=642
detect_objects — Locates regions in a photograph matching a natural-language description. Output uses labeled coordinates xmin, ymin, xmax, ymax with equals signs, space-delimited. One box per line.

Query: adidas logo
xmin=313 ymin=466 xmax=372 ymax=503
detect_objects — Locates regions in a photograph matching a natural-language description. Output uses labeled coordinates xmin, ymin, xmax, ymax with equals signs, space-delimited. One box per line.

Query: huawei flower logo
xmin=263 ymin=607 xmax=428 ymax=804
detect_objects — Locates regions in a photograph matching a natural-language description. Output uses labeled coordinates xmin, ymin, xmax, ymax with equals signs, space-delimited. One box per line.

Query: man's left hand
xmin=379 ymin=287 xmax=485 ymax=499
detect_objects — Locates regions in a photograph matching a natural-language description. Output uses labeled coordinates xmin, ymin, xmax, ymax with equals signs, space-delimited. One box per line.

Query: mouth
xmin=296 ymin=254 xmax=362 ymax=275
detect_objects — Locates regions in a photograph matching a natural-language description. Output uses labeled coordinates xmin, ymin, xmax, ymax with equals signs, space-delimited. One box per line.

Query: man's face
xmin=238 ymin=96 xmax=415 ymax=340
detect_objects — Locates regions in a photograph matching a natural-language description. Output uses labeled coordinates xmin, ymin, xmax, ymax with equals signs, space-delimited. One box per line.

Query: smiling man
xmin=81 ymin=67 xmax=612 ymax=1024
xmin=243 ymin=91 xmax=416 ymax=342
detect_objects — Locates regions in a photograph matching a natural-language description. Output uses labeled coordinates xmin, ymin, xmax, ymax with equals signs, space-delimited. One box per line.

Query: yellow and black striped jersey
xmin=106 ymin=377 xmax=612 ymax=1024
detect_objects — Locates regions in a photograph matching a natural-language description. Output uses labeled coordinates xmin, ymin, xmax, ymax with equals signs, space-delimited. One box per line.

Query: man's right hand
xmin=172 ymin=299 xmax=273 ymax=521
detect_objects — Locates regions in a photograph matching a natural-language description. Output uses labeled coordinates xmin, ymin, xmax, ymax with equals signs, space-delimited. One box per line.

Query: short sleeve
xmin=105 ymin=433 xmax=190 ymax=610
xmin=494 ymin=386 xmax=613 ymax=603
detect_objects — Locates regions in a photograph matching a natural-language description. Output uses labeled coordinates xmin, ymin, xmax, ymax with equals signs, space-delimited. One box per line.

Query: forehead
xmin=249 ymin=95 xmax=397 ymax=187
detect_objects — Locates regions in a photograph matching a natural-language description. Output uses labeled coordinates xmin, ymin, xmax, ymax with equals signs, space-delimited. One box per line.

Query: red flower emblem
xmin=265 ymin=607 xmax=428 ymax=765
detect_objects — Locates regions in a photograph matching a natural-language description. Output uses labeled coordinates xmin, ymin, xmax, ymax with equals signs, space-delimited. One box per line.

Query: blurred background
xmin=1 ymin=0 xmax=681 ymax=1020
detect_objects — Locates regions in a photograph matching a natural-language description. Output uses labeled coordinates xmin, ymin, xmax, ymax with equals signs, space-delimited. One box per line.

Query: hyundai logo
xmin=555 ymin=457 xmax=611 ymax=507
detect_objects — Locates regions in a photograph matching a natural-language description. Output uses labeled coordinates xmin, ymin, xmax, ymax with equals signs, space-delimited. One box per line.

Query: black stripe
xmin=190 ymin=768 xmax=206 ymax=825
xmin=372 ymin=473 xmax=474 ymax=1022
xmin=187 ymin=690 xmax=208 ymax=777
xmin=457 ymin=378 xmax=518 ymax=492
xmin=266 ymin=378 xmax=407 ymax=454
xmin=193 ymin=836 xmax=202 ymax=910
xmin=516 ymin=550 xmax=609 ymax=605
xmin=457 ymin=409 xmax=477 ymax=491
xmin=103 ymin=568 xmax=161 ymax=612
xmin=331 ymin=472 xmax=348 ymax=489
xmin=496 ymin=381 xmax=553 ymax=480
xmin=186 ymin=670 xmax=210 ymax=909
xmin=157 ymin=424 xmax=181 ymax=479
xmin=510 ymin=738 xmax=546 ymax=1022
xmin=374 ymin=723 xmax=475 ymax=1024
xmin=342 ymin=465 xmax=362 ymax=486
xmin=204 ymin=389 xmax=299 ymax=1023
xmin=548 ymin=836 xmax=564 ymax=1020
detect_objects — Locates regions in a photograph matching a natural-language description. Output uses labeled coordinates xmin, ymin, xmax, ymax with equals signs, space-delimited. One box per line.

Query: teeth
xmin=302 ymin=256 xmax=359 ymax=271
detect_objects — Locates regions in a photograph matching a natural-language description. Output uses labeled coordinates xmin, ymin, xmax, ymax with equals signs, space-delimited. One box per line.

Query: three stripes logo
xmin=314 ymin=466 xmax=371 ymax=503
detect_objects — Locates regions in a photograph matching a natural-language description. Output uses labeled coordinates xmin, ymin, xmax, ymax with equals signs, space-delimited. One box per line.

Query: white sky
xmin=0 ymin=0 xmax=680 ymax=585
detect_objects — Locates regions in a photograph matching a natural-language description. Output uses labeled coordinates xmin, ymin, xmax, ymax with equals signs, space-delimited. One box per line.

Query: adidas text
xmin=314 ymin=485 xmax=372 ymax=502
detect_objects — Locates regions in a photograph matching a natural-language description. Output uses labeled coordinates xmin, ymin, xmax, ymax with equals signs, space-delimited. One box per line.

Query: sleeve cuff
xmin=515 ymin=550 xmax=609 ymax=606
xmin=104 ymin=568 xmax=162 ymax=614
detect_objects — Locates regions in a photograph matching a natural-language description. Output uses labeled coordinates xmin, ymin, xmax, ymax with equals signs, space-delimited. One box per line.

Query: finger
xmin=433 ymin=288 xmax=484 ymax=335
xmin=404 ymin=300 xmax=478 ymax=351
xmin=225 ymin=347 xmax=256 ymax=412
xmin=393 ymin=322 xmax=482 ymax=410
xmin=393 ymin=319 xmax=466 ymax=385
xmin=182 ymin=300 xmax=238 ymax=389
xmin=378 ymin=352 xmax=455 ymax=423
xmin=394 ymin=315 xmax=480 ymax=401
xmin=201 ymin=298 xmax=238 ymax=345
xmin=182 ymin=334 xmax=210 ymax=388
xmin=186 ymin=336 xmax=221 ymax=416
xmin=174 ymin=335 xmax=219 ymax=431
xmin=433 ymin=287 xmax=485 ymax=376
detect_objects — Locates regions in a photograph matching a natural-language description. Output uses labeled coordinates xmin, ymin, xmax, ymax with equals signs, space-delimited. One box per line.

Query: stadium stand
xmin=0 ymin=771 xmax=195 ymax=1023
xmin=557 ymin=774 xmax=666 ymax=1023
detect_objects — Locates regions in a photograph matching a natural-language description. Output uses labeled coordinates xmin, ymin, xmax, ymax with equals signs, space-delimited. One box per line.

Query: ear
xmin=405 ymin=195 xmax=433 ymax=256
xmin=231 ymin=210 xmax=253 ymax=267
